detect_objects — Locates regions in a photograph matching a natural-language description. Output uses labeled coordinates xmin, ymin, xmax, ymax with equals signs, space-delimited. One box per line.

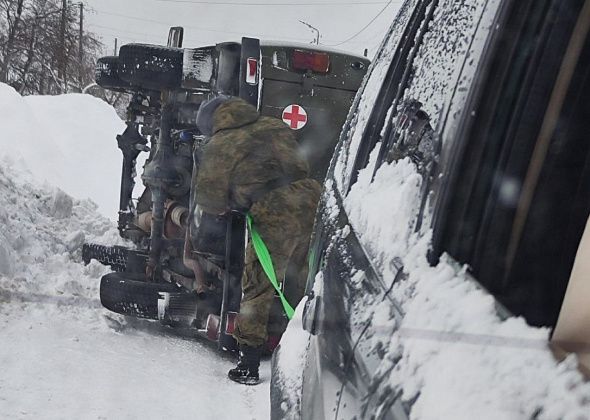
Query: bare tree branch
xmin=0 ymin=0 xmax=105 ymax=95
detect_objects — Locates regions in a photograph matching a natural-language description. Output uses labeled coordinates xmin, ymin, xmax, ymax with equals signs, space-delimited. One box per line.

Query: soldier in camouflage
xmin=194 ymin=96 xmax=321 ymax=385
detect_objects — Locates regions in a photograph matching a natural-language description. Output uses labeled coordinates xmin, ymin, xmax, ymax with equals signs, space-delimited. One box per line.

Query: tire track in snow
xmin=0 ymin=288 xmax=102 ymax=308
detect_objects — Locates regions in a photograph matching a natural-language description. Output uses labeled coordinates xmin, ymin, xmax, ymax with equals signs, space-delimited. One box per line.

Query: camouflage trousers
xmin=233 ymin=178 xmax=322 ymax=348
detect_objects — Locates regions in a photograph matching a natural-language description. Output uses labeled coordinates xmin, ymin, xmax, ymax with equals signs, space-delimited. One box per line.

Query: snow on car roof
xmin=182 ymin=39 xmax=368 ymax=60
xmin=260 ymin=40 xmax=368 ymax=60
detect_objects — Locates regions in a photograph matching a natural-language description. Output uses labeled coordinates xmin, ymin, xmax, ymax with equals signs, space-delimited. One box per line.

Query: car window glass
xmin=399 ymin=0 xmax=495 ymax=132
xmin=358 ymin=0 xmax=502 ymax=185
xmin=480 ymin=31 xmax=590 ymax=327
xmin=345 ymin=0 xmax=501 ymax=271
xmin=436 ymin=0 xmax=590 ymax=329
xmin=332 ymin=0 xmax=420 ymax=195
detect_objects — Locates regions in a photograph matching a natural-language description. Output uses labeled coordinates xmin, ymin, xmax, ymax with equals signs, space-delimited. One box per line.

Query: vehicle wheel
xmin=95 ymin=56 xmax=134 ymax=92
xmin=118 ymin=43 xmax=183 ymax=91
xmin=100 ymin=272 xmax=181 ymax=319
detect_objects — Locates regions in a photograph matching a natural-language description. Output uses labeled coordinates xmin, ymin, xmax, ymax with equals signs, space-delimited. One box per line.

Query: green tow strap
xmin=246 ymin=213 xmax=295 ymax=320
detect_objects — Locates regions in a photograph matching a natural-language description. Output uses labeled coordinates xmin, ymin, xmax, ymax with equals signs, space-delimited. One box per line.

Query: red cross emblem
xmin=282 ymin=104 xmax=308 ymax=130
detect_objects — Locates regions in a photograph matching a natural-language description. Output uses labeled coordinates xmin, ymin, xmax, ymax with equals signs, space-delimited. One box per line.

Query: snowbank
xmin=0 ymin=156 xmax=119 ymax=303
xmin=0 ymin=83 xmax=125 ymax=219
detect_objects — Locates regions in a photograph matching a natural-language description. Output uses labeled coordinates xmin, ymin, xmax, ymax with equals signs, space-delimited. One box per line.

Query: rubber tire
xmin=100 ymin=272 xmax=181 ymax=320
xmin=118 ymin=43 xmax=183 ymax=91
xmin=95 ymin=56 xmax=134 ymax=93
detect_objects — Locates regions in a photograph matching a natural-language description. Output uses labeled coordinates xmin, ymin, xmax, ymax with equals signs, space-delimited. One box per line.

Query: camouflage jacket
xmin=195 ymin=98 xmax=309 ymax=214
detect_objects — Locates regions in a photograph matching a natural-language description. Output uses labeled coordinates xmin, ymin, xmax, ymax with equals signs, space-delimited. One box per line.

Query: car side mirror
xmin=302 ymin=291 xmax=321 ymax=335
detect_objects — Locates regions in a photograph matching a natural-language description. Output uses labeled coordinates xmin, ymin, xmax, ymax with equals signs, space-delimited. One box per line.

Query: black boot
xmin=228 ymin=344 xmax=262 ymax=385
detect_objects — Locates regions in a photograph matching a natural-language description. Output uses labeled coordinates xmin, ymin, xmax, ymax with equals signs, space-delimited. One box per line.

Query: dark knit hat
xmin=195 ymin=94 xmax=232 ymax=136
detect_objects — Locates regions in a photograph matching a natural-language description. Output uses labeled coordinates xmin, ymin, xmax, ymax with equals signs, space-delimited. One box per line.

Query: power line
xmin=92 ymin=11 xmax=353 ymax=45
xmin=327 ymin=0 xmax=395 ymax=46
xmin=93 ymin=31 xmax=162 ymax=45
xmin=88 ymin=24 xmax=204 ymax=47
xmin=155 ymin=0 xmax=388 ymax=5
xmin=92 ymin=8 xmax=312 ymax=42
xmin=88 ymin=23 xmax=168 ymax=40
xmin=344 ymin=23 xmax=389 ymax=45
xmin=94 ymin=9 xmax=208 ymax=28
xmin=90 ymin=5 xmax=394 ymax=47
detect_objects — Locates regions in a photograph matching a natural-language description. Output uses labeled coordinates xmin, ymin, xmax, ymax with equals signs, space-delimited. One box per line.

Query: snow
xmin=400 ymin=0 xmax=487 ymax=129
xmin=271 ymin=296 xmax=311 ymax=419
xmin=333 ymin=0 xmax=419 ymax=194
xmin=401 ymin=0 xmax=500 ymax=132
xmin=183 ymin=48 xmax=215 ymax=84
xmin=260 ymin=40 xmax=368 ymax=60
xmin=0 ymin=85 xmax=270 ymax=419
xmin=0 ymin=83 xmax=125 ymax=219
xmin=341 ymin=147 xmax=590 ymax=419
xmin=345 ymin=154 xmax=422 ymax=278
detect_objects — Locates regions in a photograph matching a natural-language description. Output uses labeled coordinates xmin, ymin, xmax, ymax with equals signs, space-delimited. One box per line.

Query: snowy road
xmin=0 ymin=299 xmax=269 ymax=419
xmin=0 ymin=296 xmax=270 ymax=420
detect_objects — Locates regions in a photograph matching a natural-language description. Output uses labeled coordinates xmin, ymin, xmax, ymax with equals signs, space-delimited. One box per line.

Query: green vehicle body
xmin=86 ymin=31 xmax=370 ymax=351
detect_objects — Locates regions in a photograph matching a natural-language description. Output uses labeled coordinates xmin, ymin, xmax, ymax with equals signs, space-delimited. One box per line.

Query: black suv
xmin=271 ymin=0 xmax=590 ymax=418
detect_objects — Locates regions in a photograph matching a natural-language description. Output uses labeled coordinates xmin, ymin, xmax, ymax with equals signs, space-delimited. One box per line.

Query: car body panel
xmin=272 ymin=0 xmax=590 ymax=418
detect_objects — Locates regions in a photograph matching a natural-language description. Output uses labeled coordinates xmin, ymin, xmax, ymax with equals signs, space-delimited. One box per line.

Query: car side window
xmin=437 ymin=0 xmax=590 ymax=328
xmin=375 ymin=0 xmax=500 ymax=172
xmin=332 ymin=0 xmax=421 ymax=195
xmin=345 ymin=0 xmax=501 ymax=266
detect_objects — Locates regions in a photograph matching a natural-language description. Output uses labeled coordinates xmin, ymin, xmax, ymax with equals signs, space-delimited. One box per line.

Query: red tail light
xmin=292 ymin=49 xmax=330 ymax=73
xmin=246 ymin=57 xmax=258 ymax=85
xmin=225 ymin=311 xmax=238 ymax=335
xmin=205 ymin=314 xmax=221 ymax=341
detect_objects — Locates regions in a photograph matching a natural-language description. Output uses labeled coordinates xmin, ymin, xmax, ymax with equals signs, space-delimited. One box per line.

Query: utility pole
xmin=59 ymin=0 xmax=67 ymax=90
xmin=78 ymin=2 xmax=84 ymax=88
xmin=114 ymin=38 xmax=118 ymax=56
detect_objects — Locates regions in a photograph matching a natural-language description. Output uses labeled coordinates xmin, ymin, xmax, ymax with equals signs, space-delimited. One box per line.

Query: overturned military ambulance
xmin=84 ymin=28 xmax=370 ymax=352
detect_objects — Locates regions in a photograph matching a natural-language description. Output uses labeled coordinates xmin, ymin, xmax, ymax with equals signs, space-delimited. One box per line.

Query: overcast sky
xmin=82 ymin=0 xmax=403 ymax=58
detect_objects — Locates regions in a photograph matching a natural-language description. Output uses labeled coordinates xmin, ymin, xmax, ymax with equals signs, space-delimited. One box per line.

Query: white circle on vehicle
xmin=282 ymin=104 xmax=308 ymax=130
